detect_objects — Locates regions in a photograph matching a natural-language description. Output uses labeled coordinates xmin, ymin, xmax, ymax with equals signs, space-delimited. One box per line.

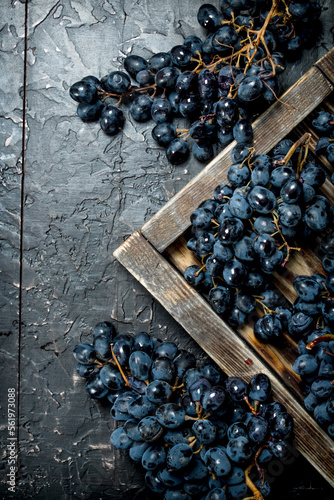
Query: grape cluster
xmin=69 ymin=0 xmax=322 ymax=166
xmin=184 ymin=133 xmax=333 ymax=340
xmin=292 ymin=231 xmax=334 ymax=440
xmin=74 ymin=322 xmax=295 ymax=499
xmin=314 ymin=110 xmax=334 ymax=173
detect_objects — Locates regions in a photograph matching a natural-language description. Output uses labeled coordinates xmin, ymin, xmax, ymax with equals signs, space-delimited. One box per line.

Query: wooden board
xmin=114 ymin=48 xmax=334 ymax=486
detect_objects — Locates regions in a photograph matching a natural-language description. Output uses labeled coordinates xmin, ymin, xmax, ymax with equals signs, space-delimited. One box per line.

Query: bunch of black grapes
xmin=183 ymin=133 xmax=333 ymax=342
xmin=313 ymin=110 xmax=334 ymax=176
xmin=292 ymin=231 xmax=334 ymax=440
xmin=69 ymin=0 xmax=322 ymax=165
xmin=73 ymin=321 xmax=295 ymax=500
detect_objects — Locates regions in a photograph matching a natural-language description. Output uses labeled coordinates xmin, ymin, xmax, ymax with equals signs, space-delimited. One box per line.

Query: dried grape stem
xmin=243 ymin=395 xmax=258 ymax=414
xmin=262 ymin=79 xmax=297 ymax=110
xmin=244 ymin=0 xmax=279 ymax=74
xmin=193 ymin=444 xmax=204 ymax=454
xmin=254 ymin=445 xmax=265 ymax=481
xmin=271 ymin=211 xmax=301 ymax=266
xmin=276 ymin=132 xmax=311 ymax=167
xmin=244 ymin=464 xmax=265 ymax=500
xmin=306 ymin=334 xmax=334 ymax=350
xmin=111 ymin=344 xmax=131 ymax=388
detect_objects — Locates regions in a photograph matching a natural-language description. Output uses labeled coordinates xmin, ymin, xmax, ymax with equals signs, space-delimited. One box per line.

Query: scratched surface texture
xmin=0 ymin=0 xmax=334 ymax=499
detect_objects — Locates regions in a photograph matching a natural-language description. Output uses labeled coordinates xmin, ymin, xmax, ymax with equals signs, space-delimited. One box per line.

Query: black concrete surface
xmin=0 ymin=1 xmax=333 ymax=499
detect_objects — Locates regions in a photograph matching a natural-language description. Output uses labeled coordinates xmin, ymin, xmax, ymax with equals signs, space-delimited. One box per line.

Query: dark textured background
xmin=0 ymin=1 xmax=333 ymax=498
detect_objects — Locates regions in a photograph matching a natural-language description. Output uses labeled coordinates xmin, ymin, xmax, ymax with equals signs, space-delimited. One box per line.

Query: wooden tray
xmin=114 ymin=49 xmax=334 ymax=486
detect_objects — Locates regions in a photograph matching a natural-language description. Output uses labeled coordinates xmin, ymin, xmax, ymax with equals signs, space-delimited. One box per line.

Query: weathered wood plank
xmin=141 ymin=65 xmax=333 ymax=253
xmin=114 ymin=231 xmax=334 ymax=486
xmin=315 ymin=47 xmax=334 ymax=85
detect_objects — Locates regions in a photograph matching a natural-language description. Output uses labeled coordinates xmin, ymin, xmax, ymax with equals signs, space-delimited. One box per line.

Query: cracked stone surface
xmin=1 ymin=1 xmax=334 ymax=498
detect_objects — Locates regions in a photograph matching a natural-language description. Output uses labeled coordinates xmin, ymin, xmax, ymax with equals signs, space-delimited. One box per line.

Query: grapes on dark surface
xmin=69 ymin=1 xmax=333 ymax=494
xmin=69 ymin=1 xmax=323 ymax=166
xmin=74 ymin=321 xmax=296 ymax=499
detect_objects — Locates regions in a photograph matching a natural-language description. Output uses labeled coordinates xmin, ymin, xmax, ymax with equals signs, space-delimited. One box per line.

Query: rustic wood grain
xmin=315 ymin=47 xmax=334 ymax=85
xmin=114 ymin=231 xmax=334 ymax=487
xmin=141 ymin=63 xmax=333 ymax=253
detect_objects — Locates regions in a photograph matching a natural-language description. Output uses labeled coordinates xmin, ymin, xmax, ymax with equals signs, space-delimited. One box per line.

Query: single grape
xmin=204 ymin=446 xmax=232 ymax=476
xmin=130 ymin=94 xmax=153 ymax=122
xmin=226 ymin=436 xmax=252 ymax=463
xmin=156 ymin=403 xmax=186 ymax=429
xmin=138 ymin=415 xmax=163 ymax=442
xmin=70 ymin=79 xmax=98 ymax=103
xmin=167 ymin=443 xmax=193 ymax=470
xmin=192 ymin=419 xmax=217 ymax=444
xmin=99 ymin=104 xmax=125 ymax=135
xmin=129 ymin=350 xmax=152 ymax=380
xmin=73 ymin=343 xmax=96 ymax=365
xmin=166 ymin=138 xmax=190 ymax=165
xmin=142 ymin=445 xmax=166 ymax=471
xmin=110 ymin=426 xmax=133 ymax=450
xmin=86 ymin=374 xmax=109 ymax=399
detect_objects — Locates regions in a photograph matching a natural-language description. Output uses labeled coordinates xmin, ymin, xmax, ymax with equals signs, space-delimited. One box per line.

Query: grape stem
xmin=94 ymin=357 xmax=117 ymax=368
xmin=110 ymin=344 xmax=131 ymax=388
xmin=244 ymin=464 xmax=265 ymax=500
xmin=177 ymin=130 xmax=190 ymax=139
xmin=254 ymin=445 xmax=265 ymax=481
xmin=321 ymin=280 xmax=333 ymax=300
xmin=185 ymin=402 xmax=205 ymax=421
xmin=189 ymin=438 xmax=198 ymax=448
xmin=275 ymin=132 xmax=311 ymax=169
xmin=197 ymin=0 xmax=286 ymax=80
xmin=271 ymin=211 xmax=301 ymax=266
xmin=94 ymin=360 xmax=106 ymax=368
xmin=171 ymin=383 xmax=184 ymax=390
xmin=243 ymin=0 xmax=279 ymax=75
xmin=97 ymin=82 xmax=158 ymax=103
xmin=193 ymin=443 xmax=204 ymax=454
xmin=243 ymin=395 xmax=258 ymax=414
xmin=211 ymin=218 xmax=220 ymax=228
xmin=209 ymin=471 xmax=217 ymax=481
xmin=242 ymin=179 xmax=253 ymax=193
xmin=254 ymin=297 xmax=278 ymax=315
xmin=194 ymin=264 xmax=207 ymax=277
xmin=262 ymin=78 xmax=297 ymax=109
xmin=306 ymin=334 xmax=334 ymax=350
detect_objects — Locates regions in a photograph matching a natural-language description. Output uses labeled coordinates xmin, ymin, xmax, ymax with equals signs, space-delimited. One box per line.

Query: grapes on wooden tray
xmin=185 ymin=132 xmax=332 ymax=327
xmin=289 ymin=235 xmax=334 ymax=440
xmin=69 ymin=0 xmax=322 ymax=166
xmin=183 ymin=130 xmax=334 ymax=440
xmin=74 ymin=321 xmax=296 ymax=499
